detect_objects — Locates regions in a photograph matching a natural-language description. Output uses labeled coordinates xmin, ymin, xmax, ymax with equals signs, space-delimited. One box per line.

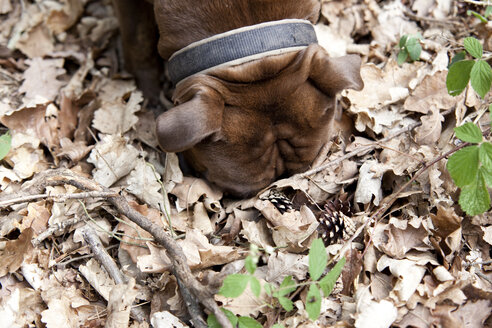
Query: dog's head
xmin=156 ymin=45 xmax=363 ymax=196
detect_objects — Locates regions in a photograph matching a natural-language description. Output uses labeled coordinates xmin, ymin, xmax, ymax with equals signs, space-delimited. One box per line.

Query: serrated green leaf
xmin=482 ymin=166 xmax=492 ymax=186
xmin=454 ymin=122 xmax=483 ymax=143
xmin=399 ymin=35 xmax=408 ymax=48
xmin=464 ymin=37 xmax=483 ymax=59
xmin=0 ymin=132 xmax=11 ymax=160
xmin=446 ymin=145 xmax=480 ymax=187
xmin=278 ymin=296 xmax=294 ymax=312
xmin=305 ymin=284 xmax=322 ymax=320
xmin=459 ymin=170 xmax=491 ymax=215
xmin=406 ymin=38 xmax=422 ymax=61
xmin=397 ymin=50 xmax=408 ymax=65
xmin=249 ymin=276 xmax=261 ymax=297
xmin=207 ymin=309 xmax=238 ymax=328
xmin=470 ymin=60 xmax=492 ymax=98
xmin=480 ymin=142 xmax=492 ymax=169
xmin=486 ymin=6 xmax=492 ymax=17
xmin=245 ymin=255 xmax=256 ymax=275
xmin=467 ymin=10 xmax=488 ymax=23
xmin=238 ymin=316 xmax=262 ymax=328
xmin=319 ymin=257 xmax=346 ymax=296
xmin=309 ymin=239 xmax=327 ymax=281
xmin=446 ymin=60 xmax=474 ymax=96
xmin=219 ymin=274 xmax=250 ymax=298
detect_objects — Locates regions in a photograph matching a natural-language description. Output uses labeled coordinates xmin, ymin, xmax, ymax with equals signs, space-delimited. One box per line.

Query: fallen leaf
xmin=0 ymin=228 xmax=33 ymax=277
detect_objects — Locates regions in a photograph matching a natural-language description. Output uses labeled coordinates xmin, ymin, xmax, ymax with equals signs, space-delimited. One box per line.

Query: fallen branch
xmin=36 ymin=168 xmax=231 ymax=328
xmin=81 ymin=225 xmax=147 ymax=322
xmin=0 ymin=190 xmax=119 ymax=208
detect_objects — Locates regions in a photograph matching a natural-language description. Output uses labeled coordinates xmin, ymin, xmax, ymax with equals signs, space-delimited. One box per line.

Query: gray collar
xmin=167 ymin=19 xmax=318 ymax=85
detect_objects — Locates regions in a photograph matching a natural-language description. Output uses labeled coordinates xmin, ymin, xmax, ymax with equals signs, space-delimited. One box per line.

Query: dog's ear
xmin=310 ymin=47 xmax=364 ymax=96
xmin=156 ymin=87 xmax=224 ymax=153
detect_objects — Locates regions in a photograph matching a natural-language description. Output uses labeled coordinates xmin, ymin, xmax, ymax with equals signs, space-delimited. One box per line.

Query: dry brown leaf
xmin=377 ymin=255 xmax=426 ymax=303
xmin=87 ymin=134 xmax=140 ymax=187
xmin=19 ymin=58 xmax=66 ymax=103
xmin=404 ymin=71 xmax=458 ymax=114
xmin=78 ymin=258 xmax=115 ymax=301
xmin=15 ymin=23 xmax=55 ymax=58
xmin=380 ymin=218 xmax=429 ymax=258
xmin=354 ymin=160 xmax=382 ymax=205
xmin=46 ymin=0 xmax=84 ymax=34
xmin=215 ymin=277 xmax=269 ymax=317
xmin=106 ymin=278 xmax=138 ymax=328
xmin=171 ymin=177 xmax=222 ymax=209
xmin=93 ymin=90 xmax=142 ymax=135
xmin=21 ymin=201 xmax=51 ymax=236
xmin=125 ymin=158 xmax=164 ymax=210
xmin=430 ymin=205 xmax=462 ymax=264
xmin=0 ymin=228 xmax=33 ymax=277
xmin=415 ymin=108 xmax=444 ymax=145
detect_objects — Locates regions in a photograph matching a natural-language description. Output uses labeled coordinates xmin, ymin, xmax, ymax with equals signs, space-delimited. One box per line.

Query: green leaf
xmin=275 ymin=276 xmax=296 ymax=297
xmin=305 ymin=284 xmax=322 ymax=320
xmin=399 ymin=35 xmax=408 ymax=48
xmin=219 ymin=274 xmax=250 ymax=298
xmin=454 ymin=122 xmax=483 ymax=143
xmin=245 ymin=255 xmax=256 ymax=275
xmin=470 ymin=60 xmax=492 ymax=98
xmin=238 ymin=316 xmax=262 ymax=328
xmin=486 ymin=5 xmax=492 ymax=17
xmin=446 ymin=60 xmax=474 ymax=96
xmin=449 ymin=51 xmax=466 ymax=68
xmin=406 ymin=38 xmax=422 ymax=61
xmin=459 ymin=170 xmax=491 ymax=215
xmin=309 ymin=239 xmax=327 ymax=281
xmin=264 ymin=282 xmax=273 ymax=296
xmin=482 ymin=166 xmax=492 ymax=186
xmin=464 ymin=37 xmax=483 ymax=59
xmin=397 ymin=50 xmax=408 ymax=65
xmin=278 ymin=296 xmax=294 ymax=312
xmin=0 ymin=132 xmax=11 ymax=160
xmin=207 ymin=309 xmax=238 ymax=328
xmin=249 ymin=276 xmax=261 ymax=297
xmin=467 ymin=10 xmax=488 ymax=23
xmin=272 ymin=325 xmax=285 ymax=328
xmin=319 ymin=257 xmax=346 ymax=296
xmin=446 ymin=145 xmax=480 ymax=187
xmin=480 ymin=142 xmax=492 ymax=169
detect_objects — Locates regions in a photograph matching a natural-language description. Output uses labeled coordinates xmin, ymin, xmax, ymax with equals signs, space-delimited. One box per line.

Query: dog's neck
xmin=167 ymin=19 xmax=318 ymax=85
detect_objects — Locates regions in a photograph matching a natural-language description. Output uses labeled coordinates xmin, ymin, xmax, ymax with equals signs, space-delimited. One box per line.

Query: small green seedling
xmin=467 ymin=6 xmax=492 ymax=23
xmin=397 ymin=34 xmax=422 ymax=65
xmin=208 ymin=239 xmax=346 ymax=326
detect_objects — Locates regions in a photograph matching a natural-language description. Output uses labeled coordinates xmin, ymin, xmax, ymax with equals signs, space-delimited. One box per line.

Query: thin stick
xmin=0 ymin=191 xmax=119 ymax=208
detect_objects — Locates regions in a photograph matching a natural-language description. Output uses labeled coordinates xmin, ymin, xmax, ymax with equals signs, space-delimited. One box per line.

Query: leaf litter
xmin=0 ymin=0 xmax=491 ymax=327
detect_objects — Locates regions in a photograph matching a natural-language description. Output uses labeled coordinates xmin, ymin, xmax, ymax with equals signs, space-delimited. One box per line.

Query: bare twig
xmin=81 ymin=225 xmax=147 ymax=322
xmin=0 ymin=191 xmax=119 ymax=208
xmin=40 ymin=169 xmax=230 ymax=328
xmin=33 ymin=216 xmax=86 ymax=247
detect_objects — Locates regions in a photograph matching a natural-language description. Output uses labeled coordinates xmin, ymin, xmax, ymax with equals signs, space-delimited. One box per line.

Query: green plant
xmin=446 ymin=37 xmax=492 ymax=98
xmin=397 ymin=34 xmax=422 ymax=65
xmin=0 ymin=131 xmax=11 ymax=160
xmin=446 ymin=121 xmax=492 ymax=215
xmin=445 ymin=37 xmax=492 ymax=216
xmin=208 ymin=240 xmax=346 ymax=327
xmin=467 ymin=5 xmax=492 ymax=23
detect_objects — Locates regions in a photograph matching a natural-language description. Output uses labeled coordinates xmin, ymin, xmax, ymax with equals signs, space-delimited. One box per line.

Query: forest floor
xmin=0 ymin=0 xmax=491 ymax=327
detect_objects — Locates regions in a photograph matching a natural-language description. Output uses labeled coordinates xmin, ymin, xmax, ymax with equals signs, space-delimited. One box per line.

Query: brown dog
xmin=113 ymin=0 xmax=363 ymax=196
